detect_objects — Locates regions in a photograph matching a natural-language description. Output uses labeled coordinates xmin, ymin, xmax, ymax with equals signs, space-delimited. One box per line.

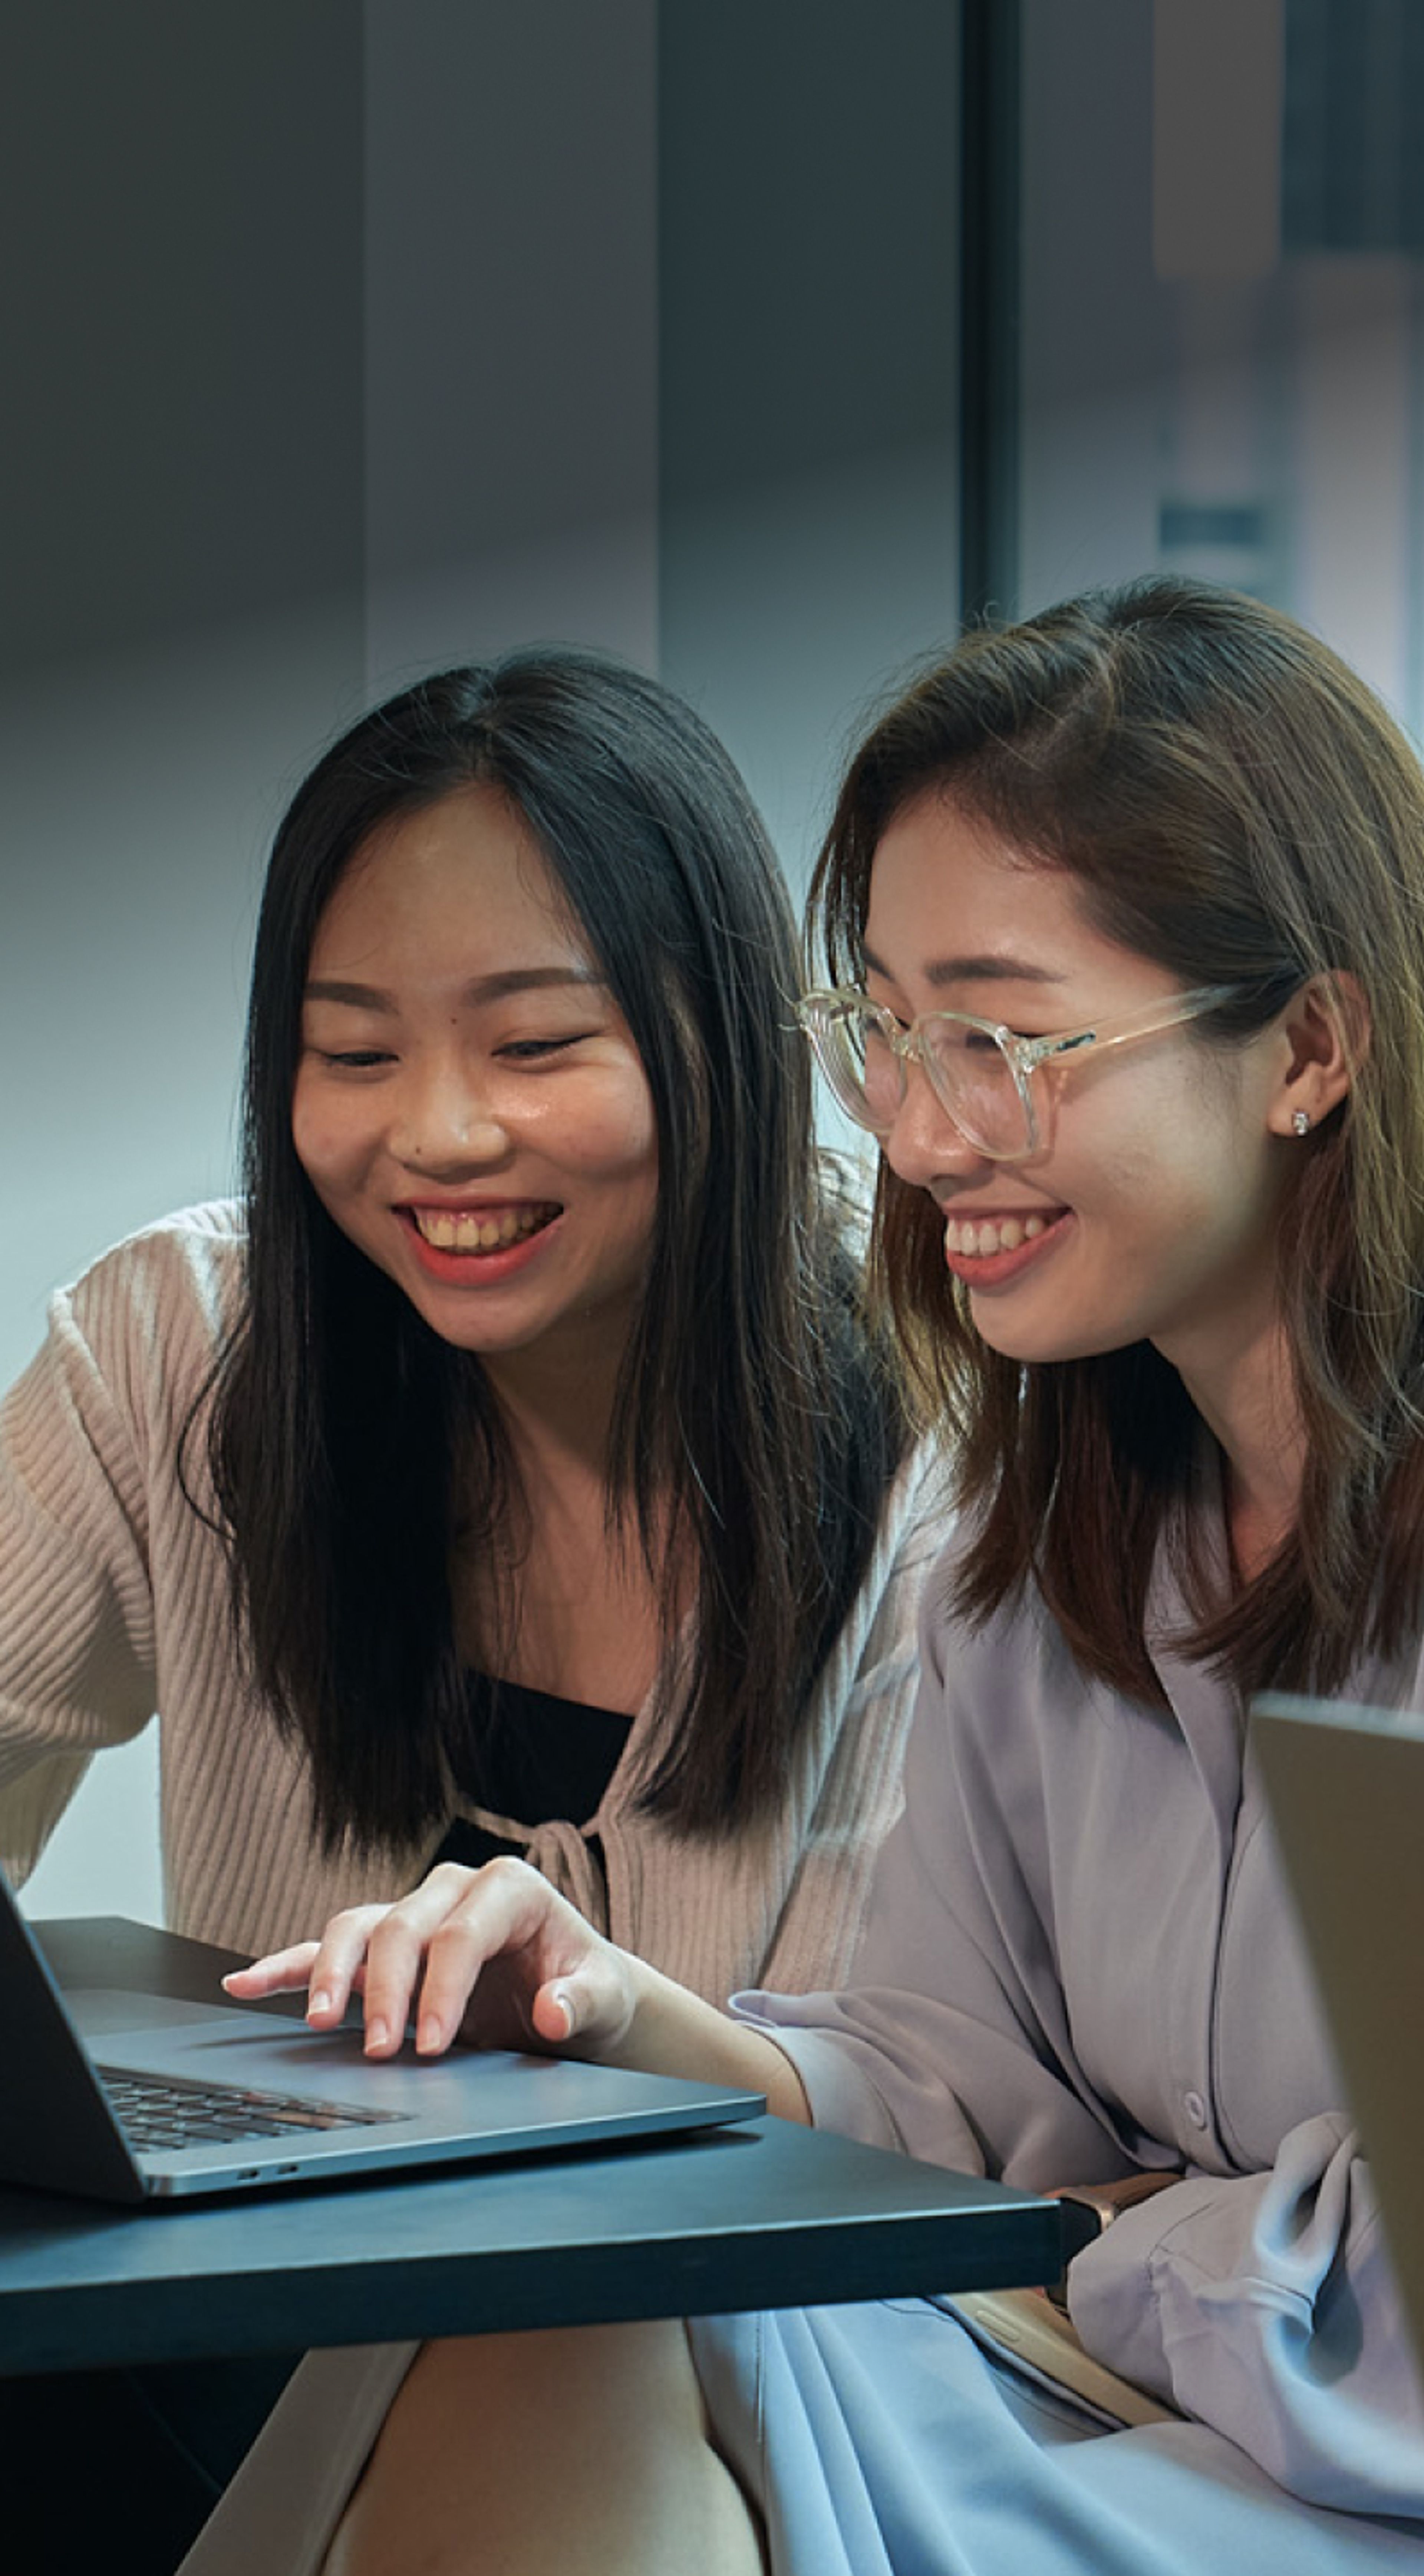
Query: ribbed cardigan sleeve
xmin=0 ymin=1206 xmax=431 ymax=1945
xmin=0 ymin=1236 xmax=174 ymax=1875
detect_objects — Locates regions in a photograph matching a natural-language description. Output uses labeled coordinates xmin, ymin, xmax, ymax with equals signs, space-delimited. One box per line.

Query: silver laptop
xmin=1251 ymin=1692 xmax=1424 ymax=2368
xmin=1 ymin=1871 xmax=764 ymax=2204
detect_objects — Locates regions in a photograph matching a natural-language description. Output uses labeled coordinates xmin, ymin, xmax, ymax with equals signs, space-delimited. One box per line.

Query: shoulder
xmin=58 ymin=1202 xmax=247 ymax=1333
xmin=2 ymin=1204 xmax=250 ymax=1525
xmin=47 ymin=1201 xmax=248 ymax=1411
xmin=892 ymin=1434 xmax=958 ymax=1553
xmin=849 ymin=1431 xmax=955 ymax=1600
xmin=808 ymin=1437 xmax=957 ymax=1713
xmin=910 ymin=1529 xmax=1158 ymax=1843
xmin=857 ymin=1435 xmax=957 ymax=1621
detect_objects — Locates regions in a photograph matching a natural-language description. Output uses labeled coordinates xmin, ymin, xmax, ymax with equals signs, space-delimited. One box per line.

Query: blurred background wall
xmin=5 ymin=0 xmax=1417 ymax=1916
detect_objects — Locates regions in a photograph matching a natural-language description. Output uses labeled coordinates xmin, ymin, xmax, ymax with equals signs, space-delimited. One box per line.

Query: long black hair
xmin=205 ymin=647 xmax=909 ymax=1851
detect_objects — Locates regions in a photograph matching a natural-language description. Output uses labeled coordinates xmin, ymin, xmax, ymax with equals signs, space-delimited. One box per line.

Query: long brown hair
xmin=810 ymin=577 xmax=1424 ymax=1705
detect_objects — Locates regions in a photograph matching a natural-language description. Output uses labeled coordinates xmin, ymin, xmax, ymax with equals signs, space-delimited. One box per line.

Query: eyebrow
xmin=303 ymin=967 xmax=604 ymax=1012
xmin=861 ymin=941 xmax=1066 ymax=991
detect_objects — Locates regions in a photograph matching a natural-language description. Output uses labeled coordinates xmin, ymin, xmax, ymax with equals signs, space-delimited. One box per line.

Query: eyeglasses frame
xmin=796 ymin=983 xmax=1242 ymax=1161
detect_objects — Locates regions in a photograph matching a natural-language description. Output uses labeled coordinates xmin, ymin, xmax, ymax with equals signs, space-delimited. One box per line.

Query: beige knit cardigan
xmin=0 ymin=1204 xmax=945 ymax=2004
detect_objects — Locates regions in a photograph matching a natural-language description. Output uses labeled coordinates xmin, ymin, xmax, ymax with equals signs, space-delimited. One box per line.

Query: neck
xmin=480 ymin=1338 xmax=626 ymax=1489
xmin=1170 ymin=1316 xmax=1303 ymax=1585
xmin=455 ymin=1333 xmax=676 ymax=1712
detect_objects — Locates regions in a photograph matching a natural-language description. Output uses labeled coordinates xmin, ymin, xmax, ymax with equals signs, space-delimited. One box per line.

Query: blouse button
xmin=1183 ymin=2089 xmax=1208 ymax=2128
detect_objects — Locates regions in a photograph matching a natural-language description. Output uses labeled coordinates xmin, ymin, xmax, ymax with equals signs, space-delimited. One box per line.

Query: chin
xmin=971 ymin=1312 xmax=1128 ymax=1368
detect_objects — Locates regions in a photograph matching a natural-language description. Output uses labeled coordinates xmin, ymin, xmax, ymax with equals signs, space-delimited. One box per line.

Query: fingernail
xmin=417 ymin=2016 xmax=442 ymax=2053
xmin=309 ymin=1988 xmax=331 ymax=2019
xmin=365 ymin=2018 xmax=389 ymax=2053
xmin=550 ymin=1986 xmax=573 ymax=2033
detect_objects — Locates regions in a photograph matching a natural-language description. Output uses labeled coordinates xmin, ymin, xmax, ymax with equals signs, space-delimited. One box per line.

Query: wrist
xmin=623 ymin=1968 xmax=810 ymax=2122
xmin=1048 ymin=2171 xmax=1181 ymax=2309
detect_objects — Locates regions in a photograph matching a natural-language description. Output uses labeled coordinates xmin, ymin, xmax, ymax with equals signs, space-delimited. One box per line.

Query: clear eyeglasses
xmin=795 ymin=984 xmax=1239 ymax=1162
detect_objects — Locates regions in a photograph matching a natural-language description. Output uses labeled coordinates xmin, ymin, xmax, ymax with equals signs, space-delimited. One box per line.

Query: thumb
xmin=530 ymin=1958 xmax=631 ymax=2053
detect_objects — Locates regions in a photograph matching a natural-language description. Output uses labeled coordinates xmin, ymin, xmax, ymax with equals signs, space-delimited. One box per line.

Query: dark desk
xmin=1 ymin=1918 xmax=1064 ymax=2378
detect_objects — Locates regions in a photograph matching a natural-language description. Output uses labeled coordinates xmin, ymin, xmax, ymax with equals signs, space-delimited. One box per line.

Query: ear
xmin=1265 ymin=971 xmax=1369 ymax=1138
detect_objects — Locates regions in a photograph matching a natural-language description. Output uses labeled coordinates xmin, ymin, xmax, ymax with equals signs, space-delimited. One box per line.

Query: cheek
xmin=290 ymin=1080 xmax=358 ymax=1193
xmin=527 ymin=1076 xmax=658 ymax=1180
xmin=1050 ymin=1055 xmax=1193 ymax=1204
xmin=608 ymin=1094 xmax=659 ymax=1183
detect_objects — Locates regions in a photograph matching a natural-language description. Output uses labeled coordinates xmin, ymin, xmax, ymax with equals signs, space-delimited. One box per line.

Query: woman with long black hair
xmin=0 ymin=648 xmax=934 ymax=2568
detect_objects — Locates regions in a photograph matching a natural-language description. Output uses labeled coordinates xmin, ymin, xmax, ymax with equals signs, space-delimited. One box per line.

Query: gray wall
xmin=7 ymin=1 xmax=663 ymax=1920
xmin=4 ymin=3 xmax=366 ymax=1916
xmin=9 ymin=0 xmax=961 ymax=1919
xmin=0 ymin=1 xmax=365 ymax=1372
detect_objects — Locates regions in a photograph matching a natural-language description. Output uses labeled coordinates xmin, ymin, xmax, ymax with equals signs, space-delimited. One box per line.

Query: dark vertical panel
xmin=1283 ymin=0 xmax=1424 ymax=255
xmin=0 ymin=0 xmax=364 ymax=679
xmin=659 ymin=0 xmax=959 ymax=505
xmin=658 ymin=0 xmax=961 ymax=881
xmin=1016 ymin=0 xmax=1164 ymax=611
xmin=959 ymin=0 xmax=1021 ymax=624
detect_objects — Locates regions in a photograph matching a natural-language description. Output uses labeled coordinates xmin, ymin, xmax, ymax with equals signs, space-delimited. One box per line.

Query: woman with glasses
xmin=204 ymin=577 xmax=1424 ymax=2576
xmin=0 ymin=648 xmax=939 ymax=2572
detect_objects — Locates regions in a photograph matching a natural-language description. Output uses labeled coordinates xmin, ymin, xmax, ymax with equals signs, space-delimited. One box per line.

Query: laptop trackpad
xmin=65 ymin=1988 xmax=231 ymax=2039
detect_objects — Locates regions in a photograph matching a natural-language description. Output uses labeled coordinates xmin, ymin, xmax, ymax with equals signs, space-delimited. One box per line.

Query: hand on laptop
xmin=223 ymin=1857 xmax=810 ymax=2118
xmin=224 ymin=1858 xmax=641 ymax=2057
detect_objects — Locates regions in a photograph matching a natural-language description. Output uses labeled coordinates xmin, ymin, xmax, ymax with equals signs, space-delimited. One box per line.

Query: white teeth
xmin=945 ymin=1213 xmax=1049 ymax=1258
xmin=412 ymin=1206 xmax=552 ymax=1251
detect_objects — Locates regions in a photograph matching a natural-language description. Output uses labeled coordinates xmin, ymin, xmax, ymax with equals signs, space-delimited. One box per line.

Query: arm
xmin=1066 ymin=2115 xmax=1424 ymax=2514
xmin=724 ymin=1579 xmax=1154 ymax=2182
xmin=723 ymin=1561 xmax=1424 ymax=2513
xmin=225 ymin=1856 xmax=813 ymax=2123
xmin=0 ymin=1278 xmax=158 ymax=1873
xmin=1045 ymin=2169 xmax=1183 ymax=2305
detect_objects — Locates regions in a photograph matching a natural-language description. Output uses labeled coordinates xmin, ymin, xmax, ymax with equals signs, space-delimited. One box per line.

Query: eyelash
xmin=495 ymin=1035 xmax=589 ymax=1060
xmin=313 ymin=1035 xmax=592 ymax=1070
xmin=883 ymin=1010 xmax=1035 ymax=1047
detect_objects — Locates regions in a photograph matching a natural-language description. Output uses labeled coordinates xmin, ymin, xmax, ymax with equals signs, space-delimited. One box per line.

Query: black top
xmin=431 ymin=1674 xmax=634 ymax=1871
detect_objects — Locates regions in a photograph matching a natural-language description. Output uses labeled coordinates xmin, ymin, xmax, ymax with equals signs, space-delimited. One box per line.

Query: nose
xmin=390 ymin=1059 xmax=510 ymax=1174
xmin=880 ymin=1059 xmax=992 ymax=1192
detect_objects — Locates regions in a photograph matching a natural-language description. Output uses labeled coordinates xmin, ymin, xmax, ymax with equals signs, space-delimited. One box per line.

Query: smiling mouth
xmin=407 ymin=1204 xmax=560 ymax=1253
xmin=943 ymin=1213 xmax=1054 ymax=1258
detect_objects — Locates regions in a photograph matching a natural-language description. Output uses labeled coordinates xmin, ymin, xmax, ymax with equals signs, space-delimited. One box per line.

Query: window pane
xmin=1018 ymin=0 xmax=1424 ymax=734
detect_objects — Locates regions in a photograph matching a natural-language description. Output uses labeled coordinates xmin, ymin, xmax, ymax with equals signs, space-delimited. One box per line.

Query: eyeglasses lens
xmin=852 ymin=1013 xmax=904 ymax=1129
xmin=836 ymin=1007 xmax=1030 ymax=1157
xmin=921 ymin=1021 xmax=1029 ymax=1156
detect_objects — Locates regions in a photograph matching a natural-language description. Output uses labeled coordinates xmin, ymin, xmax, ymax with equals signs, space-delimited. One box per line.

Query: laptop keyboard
xmin=97 ymin=2064 xmax=399 ymax=2152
